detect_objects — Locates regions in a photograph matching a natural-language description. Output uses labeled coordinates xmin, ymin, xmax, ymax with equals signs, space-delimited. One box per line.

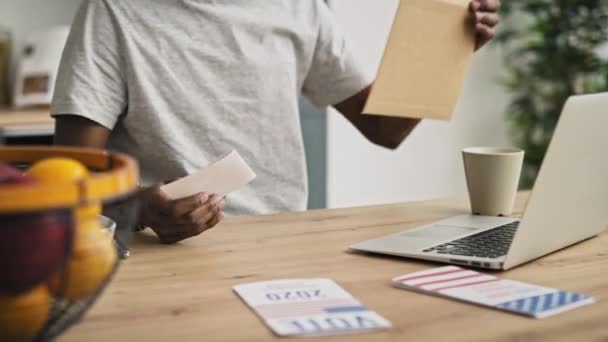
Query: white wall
xmin=327 ymin=0 xmax=512 ymax=208
xmin=0 ymin=0 xmax=81 ymax=89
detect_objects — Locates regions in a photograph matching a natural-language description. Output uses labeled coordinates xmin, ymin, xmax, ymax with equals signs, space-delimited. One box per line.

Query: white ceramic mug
xmin=462 ymin=147 xmax=524 ymax=216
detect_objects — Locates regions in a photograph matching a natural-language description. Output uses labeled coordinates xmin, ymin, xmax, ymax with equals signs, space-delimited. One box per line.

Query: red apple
xmin=0 ymin=163 xmax=32 ymax=185
xmin=0 ymin=163 xmax=73 ymax=294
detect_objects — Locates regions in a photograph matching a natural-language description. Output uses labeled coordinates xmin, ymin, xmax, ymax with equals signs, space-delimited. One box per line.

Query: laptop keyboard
xmin=422 ymin=221 xmax=520 ymax=259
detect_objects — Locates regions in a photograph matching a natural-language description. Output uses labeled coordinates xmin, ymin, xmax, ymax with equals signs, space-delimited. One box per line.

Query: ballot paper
xmin=233 ymin=279 xmax=391 ymax=337
xmin=161 ymin=150 xmax=256 ymax=200
xmin=392 ymin=266 xmax=594 ymax=319
xmin=364 ymin=0 xmax=475 ymax=120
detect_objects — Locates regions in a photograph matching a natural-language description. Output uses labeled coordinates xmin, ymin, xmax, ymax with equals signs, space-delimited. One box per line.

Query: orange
xmin=0 ymin=285 xmax=51 ymax=341
xmin=26 ymin=157 xmax=89 ymax=183
xmin=48 ymin=205 xmax=117 ymax=300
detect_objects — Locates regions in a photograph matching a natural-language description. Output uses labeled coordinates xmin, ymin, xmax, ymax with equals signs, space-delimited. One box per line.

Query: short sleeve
xmin=301 ymin=1 xmax=373 ymax=108
xmin=51 ymin=0 xmax=127 ymax=130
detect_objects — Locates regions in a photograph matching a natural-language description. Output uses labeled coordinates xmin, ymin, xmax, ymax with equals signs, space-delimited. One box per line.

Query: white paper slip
xmin=233 ymin=279 xmax=391 ymax=337
xmin=392 ymin=266 xmax=595 ymax=319
xmin=161 ymin=150 xmax=256 ymax=200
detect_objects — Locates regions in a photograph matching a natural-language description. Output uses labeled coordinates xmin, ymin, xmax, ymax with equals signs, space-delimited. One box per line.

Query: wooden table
xmin=61 ymin=193 xmax=607 ymax=341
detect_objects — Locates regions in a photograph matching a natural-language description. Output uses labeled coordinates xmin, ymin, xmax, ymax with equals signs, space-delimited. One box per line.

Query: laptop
xmin=351 ymin=93 xmax=608 ymax=270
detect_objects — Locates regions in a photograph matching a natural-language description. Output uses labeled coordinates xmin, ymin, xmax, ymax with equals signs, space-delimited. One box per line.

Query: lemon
xmin=0 ymin=285 xmax=51 ymax=341
xmin=48 ymin=214 xmax=117 ymax=300
xmin=26 ymin=157 xmax=89 ymax=183
xmin=48 ymin=204 xmax=117 ymax=300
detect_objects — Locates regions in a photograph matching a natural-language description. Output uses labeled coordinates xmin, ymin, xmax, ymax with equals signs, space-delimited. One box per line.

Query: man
xmin=52 ymin=0 xmax=500 ymax=243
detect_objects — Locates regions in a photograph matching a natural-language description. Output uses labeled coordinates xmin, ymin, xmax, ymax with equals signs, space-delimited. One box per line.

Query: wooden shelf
xmin=0 ymin=107 xmax=54 ymax=138
xmin=0 ymin=107 xmax=54 ymax=126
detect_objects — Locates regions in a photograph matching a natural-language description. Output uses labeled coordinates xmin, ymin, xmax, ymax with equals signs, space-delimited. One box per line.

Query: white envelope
xmin=161 ymin=150 xmax=256 ymax=200
xmin=233 ymin=279 xmax=392 ymax=337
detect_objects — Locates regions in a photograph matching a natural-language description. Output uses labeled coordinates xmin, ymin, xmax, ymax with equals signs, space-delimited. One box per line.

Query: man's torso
xmin=104 ymin=0 xmax=321 ymax=215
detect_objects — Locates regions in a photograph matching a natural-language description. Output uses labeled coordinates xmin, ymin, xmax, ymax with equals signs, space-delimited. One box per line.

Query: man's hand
xmin=470 ymin=0 xmax=501 ymax=49
xmin=138 ymin=185 xmax=225 ymax=244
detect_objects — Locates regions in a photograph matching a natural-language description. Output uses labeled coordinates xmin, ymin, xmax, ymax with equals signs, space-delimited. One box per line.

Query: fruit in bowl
xmin=0 ymin=163 xmax=32 ymax=185
xmin=0 ymin=163 xmax=72 ymax=294
xmin=0 ymin=285 xmax=51 ymax=341
xmin=48 ymin=204 xmax=117 ymax=300
xmin=25 ymin=157 xmax=117 ymax=300
xmin=0 ymin=147 xmax=138 ymax=341
xmin=25 ymin=157 xmax=89 ymax=183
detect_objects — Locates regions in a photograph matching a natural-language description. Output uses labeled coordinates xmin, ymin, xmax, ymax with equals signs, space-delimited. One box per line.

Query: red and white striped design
xmin=254 ymin=298 xmax=360 ymax=319
xmin=393 ymin=266 xmax=498 ymax=292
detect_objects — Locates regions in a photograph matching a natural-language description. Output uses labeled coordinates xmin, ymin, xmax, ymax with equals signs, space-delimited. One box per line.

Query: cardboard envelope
xmin=363 ymin=0 xmax=475 ymax=120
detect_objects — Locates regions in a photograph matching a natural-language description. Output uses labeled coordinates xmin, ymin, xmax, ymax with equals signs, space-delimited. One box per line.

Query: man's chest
xmin=115 ymin=1 xmax=317 ymax=84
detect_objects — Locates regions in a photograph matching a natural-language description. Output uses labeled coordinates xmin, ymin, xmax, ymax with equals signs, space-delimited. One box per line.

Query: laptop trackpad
xmin=401 ymin=225 xmax=478 ymax=240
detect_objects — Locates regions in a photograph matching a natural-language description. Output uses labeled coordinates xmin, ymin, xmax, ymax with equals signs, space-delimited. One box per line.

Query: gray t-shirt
xmin=52 ymin=0 xmax=371 ymax=216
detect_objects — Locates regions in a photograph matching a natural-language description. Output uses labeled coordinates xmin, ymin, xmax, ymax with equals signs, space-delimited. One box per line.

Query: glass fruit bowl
xmin=100 ymin=215 xmax=117 ymax=237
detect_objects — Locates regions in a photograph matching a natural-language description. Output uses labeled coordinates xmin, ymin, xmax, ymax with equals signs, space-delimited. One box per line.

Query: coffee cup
xmin=462 ymin=147 xmax=524 ymax=216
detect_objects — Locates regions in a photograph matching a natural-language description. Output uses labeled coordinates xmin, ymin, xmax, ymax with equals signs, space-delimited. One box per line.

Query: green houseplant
xmin=496 ymin=0 xmax=608 ymax=188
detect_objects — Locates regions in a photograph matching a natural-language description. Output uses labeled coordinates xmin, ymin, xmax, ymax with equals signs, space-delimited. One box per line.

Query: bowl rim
xmin=99 ymin=215 xmax=117 ymax=236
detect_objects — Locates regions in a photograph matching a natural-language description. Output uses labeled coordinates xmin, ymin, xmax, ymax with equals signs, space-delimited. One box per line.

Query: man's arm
xmin=333 ymin=0 xmax=501 ymax=150
xmin=334 ymin=85 xmax=420 ymax=150
xmin=54 ymin=115 xmax=111 ymax=148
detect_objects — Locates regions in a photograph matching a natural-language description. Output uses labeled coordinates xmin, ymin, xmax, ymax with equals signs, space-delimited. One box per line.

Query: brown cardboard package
xmin=363 ymin=0 xmax=475 ymax=121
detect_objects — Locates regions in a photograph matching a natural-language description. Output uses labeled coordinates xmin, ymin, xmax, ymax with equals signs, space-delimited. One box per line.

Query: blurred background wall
xmin=0 ymin=0 xmax=81 ymax=89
